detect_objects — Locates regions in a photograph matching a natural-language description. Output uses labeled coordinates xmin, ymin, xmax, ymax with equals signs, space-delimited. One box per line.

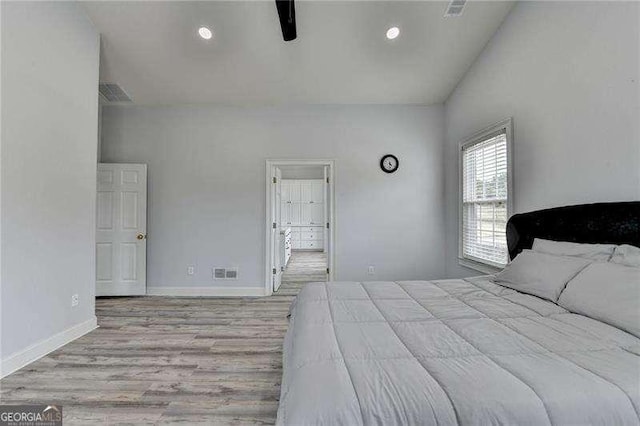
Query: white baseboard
xmin=1 ymin=316 xmax=98 ymax=378
xmin=146 ymin=286 xmax=267 ymax=297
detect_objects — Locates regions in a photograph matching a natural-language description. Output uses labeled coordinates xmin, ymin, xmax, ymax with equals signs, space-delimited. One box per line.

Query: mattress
xmin=276 ymin=277 xmax=640 ymax=425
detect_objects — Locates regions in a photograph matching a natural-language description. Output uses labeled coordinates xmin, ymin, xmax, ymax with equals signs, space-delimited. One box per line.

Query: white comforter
xmin=276 ymin=277 xmax=640 ymax=425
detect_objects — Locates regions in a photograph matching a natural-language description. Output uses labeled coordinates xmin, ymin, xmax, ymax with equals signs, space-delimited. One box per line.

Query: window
xmin=459 ymin=119 xmax=513 ymax=270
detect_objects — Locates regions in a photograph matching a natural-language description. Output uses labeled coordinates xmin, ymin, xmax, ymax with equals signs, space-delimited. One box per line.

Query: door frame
xmin=265 ymin=159 xmax=336 ymax=296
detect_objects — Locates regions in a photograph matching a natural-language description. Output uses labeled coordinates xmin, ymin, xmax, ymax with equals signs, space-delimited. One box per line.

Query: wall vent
xmin=213 ymin=267 xmax=239 ymax=280
xmin=445 ymin=0 xmax=467 ymax=17
xmin=213 ymin=268 xmax=226 ymax=279
xmin=99 ymin=83 xmax=132 ymax=103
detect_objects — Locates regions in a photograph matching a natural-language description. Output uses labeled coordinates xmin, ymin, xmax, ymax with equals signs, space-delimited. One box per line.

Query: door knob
xmin=137 ymin=233 xmax=146 ymax=240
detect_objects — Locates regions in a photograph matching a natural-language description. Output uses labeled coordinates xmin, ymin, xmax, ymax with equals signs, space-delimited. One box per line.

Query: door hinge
xmin=326 ymin=177 xmax=329 ymax=184
xmin=273 ymin=177 xmax=277 ymax=184
xmin=273 ymin=222 xmax=277 ymax=229
xmin=273 ymin=268 xmax=277 ymax=275
xmin=326 ymin=222 xmax=330 ymax=229
xmin=326 ymin=268 xmax=330 ymax=274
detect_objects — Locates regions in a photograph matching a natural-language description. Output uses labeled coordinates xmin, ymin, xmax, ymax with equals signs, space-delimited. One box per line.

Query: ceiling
xmin=83 ymin=1 xmax=514 ymax=106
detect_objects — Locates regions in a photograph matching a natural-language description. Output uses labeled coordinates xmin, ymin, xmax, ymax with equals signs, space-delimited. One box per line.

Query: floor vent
xmin=99 ymin=83 xmax=132 ymax=103
xmin=445 ymin=0 xmax=467 ymax=17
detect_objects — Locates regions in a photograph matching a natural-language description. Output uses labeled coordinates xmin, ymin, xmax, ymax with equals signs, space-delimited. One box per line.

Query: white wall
xmin=101 ymin=105 xmax=446 ymax=291
xmin=444 ymin=1 xmax=640 ymax=277
xmin=1 ymin=2 xmax=99 ymax=369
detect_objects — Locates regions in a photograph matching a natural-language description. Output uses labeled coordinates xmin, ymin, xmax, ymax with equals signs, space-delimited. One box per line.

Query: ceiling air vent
xmin=445 ymin=0 xmax=467 ymax=17
xmin=99 ymin=83 xmax=132 ymax=103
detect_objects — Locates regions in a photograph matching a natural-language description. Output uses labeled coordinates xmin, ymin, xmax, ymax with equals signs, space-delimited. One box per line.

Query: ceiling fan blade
xmin=275 ymin=0 xmax=297 ymax=41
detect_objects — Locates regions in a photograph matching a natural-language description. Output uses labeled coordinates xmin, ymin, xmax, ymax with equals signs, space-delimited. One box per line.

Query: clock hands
xmin=380 ymin=154 xmax=399 ymax=173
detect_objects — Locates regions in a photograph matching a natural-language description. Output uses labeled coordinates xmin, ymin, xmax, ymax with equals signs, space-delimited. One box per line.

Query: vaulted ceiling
xmin=83 ymin=1 xmax=514 ymax=105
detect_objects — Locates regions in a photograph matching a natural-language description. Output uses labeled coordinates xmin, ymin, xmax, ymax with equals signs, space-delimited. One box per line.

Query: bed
xmin=276 ymin=202 xmax=640 ymax=425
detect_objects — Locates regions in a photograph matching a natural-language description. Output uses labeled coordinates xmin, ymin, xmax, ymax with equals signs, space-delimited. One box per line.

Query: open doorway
xmin=265 ymin=160 xmax=335 ymax=295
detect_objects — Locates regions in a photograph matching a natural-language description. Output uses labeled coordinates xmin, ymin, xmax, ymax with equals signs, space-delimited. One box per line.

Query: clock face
xmin=380 ymin=154 xmax=399 ymax=173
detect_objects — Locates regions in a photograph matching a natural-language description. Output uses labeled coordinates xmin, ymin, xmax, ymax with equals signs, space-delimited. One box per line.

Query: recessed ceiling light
xmin=386 ymin=27 xmax=400 ymax=40
xmin=198 ymin=26 xmax=213 ymax=40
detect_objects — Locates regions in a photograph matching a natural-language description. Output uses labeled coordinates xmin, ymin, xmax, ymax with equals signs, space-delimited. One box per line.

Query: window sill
xmin=458 ymin=258 xmax=502 ymax=275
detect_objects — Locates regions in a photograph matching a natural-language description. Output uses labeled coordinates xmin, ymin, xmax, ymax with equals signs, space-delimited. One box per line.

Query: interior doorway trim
xmin=265 ymin=159 xmax=336 ymax=296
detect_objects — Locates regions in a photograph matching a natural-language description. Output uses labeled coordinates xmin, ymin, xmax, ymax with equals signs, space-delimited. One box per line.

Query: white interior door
xmin=96 ymin=163 xmax=147 ymax=296
xmin=324 ymin=167 xmax=330 ymax=254
xmin=272 ymin=168 xmax=283 ymax=291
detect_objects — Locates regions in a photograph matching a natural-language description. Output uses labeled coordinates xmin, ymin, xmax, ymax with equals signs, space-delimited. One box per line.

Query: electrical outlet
xmin=187 ymin=266 xmax=195 ymax=276
xmin=71 ymin=294 xmax=79 ymax=307
xmin=368 ymin=266 xmax=375 ymax=275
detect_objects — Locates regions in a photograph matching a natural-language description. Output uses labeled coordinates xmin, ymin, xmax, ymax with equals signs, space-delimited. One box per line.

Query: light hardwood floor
xmin=0 ymin=251 xmax=327 ymax=425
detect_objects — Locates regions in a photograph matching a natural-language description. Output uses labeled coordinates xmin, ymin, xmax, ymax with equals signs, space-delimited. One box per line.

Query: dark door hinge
xmin=273 ymin=268 xmax=277 ymax=275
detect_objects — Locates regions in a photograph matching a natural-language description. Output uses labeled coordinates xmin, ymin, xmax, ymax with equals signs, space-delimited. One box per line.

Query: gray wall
xmin=1 ymin=2 xmax=99 ymax=358
xmin=101 ymin=105 xmax=446 ymax=290
xmin=280 ymin=166 xmax=325 ymax=179
xmin=444 ymin=1 xmax=640 ymax=277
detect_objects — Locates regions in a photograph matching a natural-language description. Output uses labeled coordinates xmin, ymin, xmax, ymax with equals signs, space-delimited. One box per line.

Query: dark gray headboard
xmin=506 ymin=202 xmax=640 ymax=260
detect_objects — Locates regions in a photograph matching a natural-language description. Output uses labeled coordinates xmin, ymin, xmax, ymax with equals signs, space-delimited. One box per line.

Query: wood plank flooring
xmin=0 ymin=251 xmax=327 ymax=425
xmin=281 ymin=250 xmax=327 ymax=284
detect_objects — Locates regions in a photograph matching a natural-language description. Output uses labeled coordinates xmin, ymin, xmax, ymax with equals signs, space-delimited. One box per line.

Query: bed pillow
xmin=609 ymin=244 xmax=640 ymax=267
xmin=558 ymin=262 xmax=640 ymax=338
xmin=532 ymin=238 xmax=616 ymax=261
xmin=493 ymin=250 xmax=592 ymax=302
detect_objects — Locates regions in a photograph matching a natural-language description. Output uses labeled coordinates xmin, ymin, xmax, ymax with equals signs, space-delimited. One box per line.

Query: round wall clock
xmin=380 ymin=154 xmax=399 ymax=173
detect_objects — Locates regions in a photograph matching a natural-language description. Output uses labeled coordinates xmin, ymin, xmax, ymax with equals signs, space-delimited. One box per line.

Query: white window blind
xmin=461 ymin=129 xmax=509 ymax=267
